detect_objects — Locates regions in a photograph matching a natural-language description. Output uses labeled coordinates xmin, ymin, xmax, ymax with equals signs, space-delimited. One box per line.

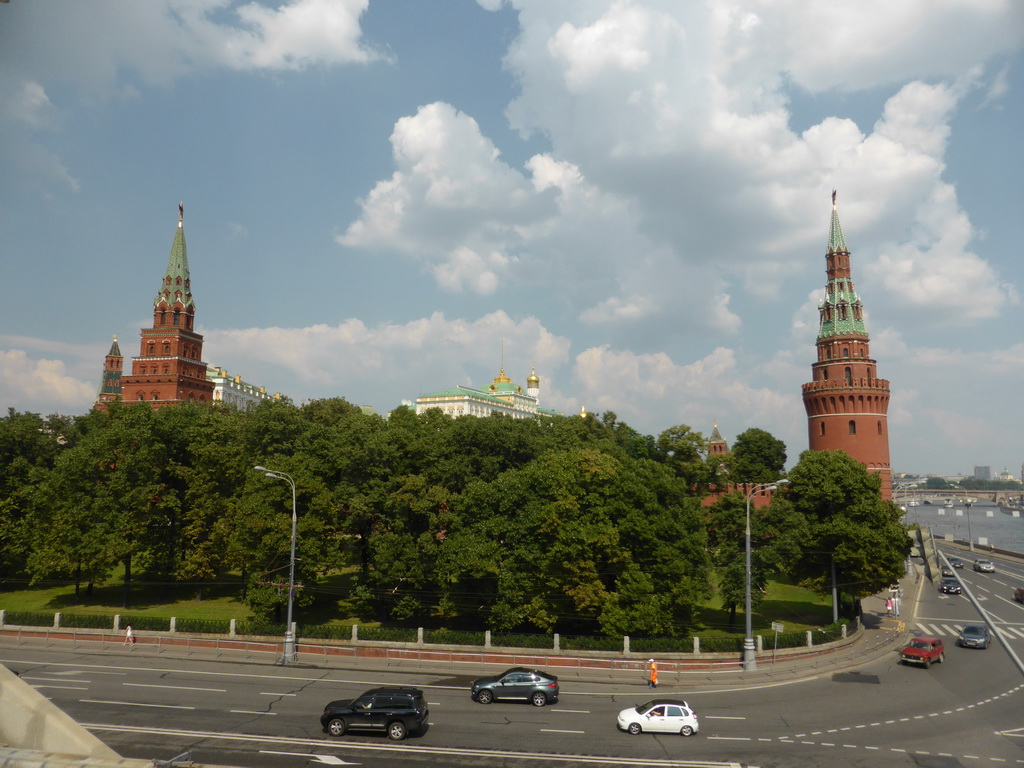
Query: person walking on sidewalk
xmin=885 ymin=597 xmax=893 ymax=616
xmin=893 ymin=593 xmax=901 ymax=617
xmin=123 ymin=625 xmax=135 ymax=647
xmin=648 ymin=659 xmax=658 ymax=688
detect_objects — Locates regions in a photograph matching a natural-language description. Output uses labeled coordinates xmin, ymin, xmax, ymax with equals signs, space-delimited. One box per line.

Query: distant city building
xmin=415 ymin=366 xmax=558 ymax=420
xmin=206 ymin=367 xmax=282 ymax=409
xmin=801 ymin=192 xmax=892 ymax=500
xmin=974 ymin=465 xmax=992 ymax=481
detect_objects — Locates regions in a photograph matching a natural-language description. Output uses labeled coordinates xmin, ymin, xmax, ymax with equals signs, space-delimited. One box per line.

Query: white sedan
xmin=617 ymin=699 xmax=699 ymax=736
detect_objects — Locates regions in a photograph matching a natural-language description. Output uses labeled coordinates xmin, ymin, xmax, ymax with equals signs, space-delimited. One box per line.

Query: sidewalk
xmin=0 ymin=577 xmax=916 ymax=693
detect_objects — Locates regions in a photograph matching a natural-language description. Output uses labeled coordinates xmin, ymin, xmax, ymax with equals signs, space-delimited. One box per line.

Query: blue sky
xmin=1 ymin=0 xmax=1022 ymax=478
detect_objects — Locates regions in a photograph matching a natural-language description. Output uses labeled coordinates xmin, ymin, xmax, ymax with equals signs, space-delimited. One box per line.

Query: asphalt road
xmin=5 ymin=582 xmax=1024 ymax=768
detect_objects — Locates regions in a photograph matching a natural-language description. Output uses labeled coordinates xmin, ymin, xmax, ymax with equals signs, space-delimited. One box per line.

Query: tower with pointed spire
xmin=117 ymin=204 xmax=214 ymax=409
xmin=95 ymin=335 xmax=123 ymax=408
xmin=801 ymin=192 xmax=892 ymax=500
xmin=708 ymin=422 xmax=728 ymax=456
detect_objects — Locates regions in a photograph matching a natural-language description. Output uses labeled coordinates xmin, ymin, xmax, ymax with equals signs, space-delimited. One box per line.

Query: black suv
xmin=470 ymin=667 xmax=559 ymax=707
xmin=321 ymin=687 xmax=428 ymax=741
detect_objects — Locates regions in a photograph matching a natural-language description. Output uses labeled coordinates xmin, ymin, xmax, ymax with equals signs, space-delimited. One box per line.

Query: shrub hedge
xmin=59 ymin=613 xmax=113 ymax=630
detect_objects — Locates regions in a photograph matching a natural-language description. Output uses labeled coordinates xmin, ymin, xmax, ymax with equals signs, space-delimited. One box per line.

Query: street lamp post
xmin=255 ymin=466 xmax=298 ymax=664
xmin=744 ymin=479 xmax=789 ymax=672
xmin=965 ymin=500 xmax=973 ymax=551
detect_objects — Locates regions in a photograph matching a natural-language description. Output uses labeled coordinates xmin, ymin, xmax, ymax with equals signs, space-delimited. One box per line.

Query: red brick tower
xmin=801 ymin=192 xmax=892 ymax=500
xmin=119 ymin=204 xmax=214 ymax=409
xmin=708 ymin=422 xmax=728 ymax=456
xmin=95 ymin=335 xmax=123 ymax=408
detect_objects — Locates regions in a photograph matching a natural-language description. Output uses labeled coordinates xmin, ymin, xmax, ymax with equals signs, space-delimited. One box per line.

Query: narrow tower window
xmin=844 ymin=366 xmax=852 ymax=384
xmin=848 ymin=420 xmax=856 ymax=435
xmin=819 ymin=422 xmax=825 ymax=436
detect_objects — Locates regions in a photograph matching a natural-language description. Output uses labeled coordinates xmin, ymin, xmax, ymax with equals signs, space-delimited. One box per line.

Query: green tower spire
xmin=826 ymin=189 xmax=847 ymax=254
xmin=154 ymin=202 xmax=194 ymax=312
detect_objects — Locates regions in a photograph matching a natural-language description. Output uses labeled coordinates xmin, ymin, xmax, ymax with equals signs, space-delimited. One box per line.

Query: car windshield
xmin=909 ymin=640 xmax=930 ymax=649
xmin=962 ymin=626 xmax=984 ymax=636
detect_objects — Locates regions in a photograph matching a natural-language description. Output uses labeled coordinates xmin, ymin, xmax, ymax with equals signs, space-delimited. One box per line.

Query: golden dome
xmin=527 ymin=366 xmax=540 ymax=386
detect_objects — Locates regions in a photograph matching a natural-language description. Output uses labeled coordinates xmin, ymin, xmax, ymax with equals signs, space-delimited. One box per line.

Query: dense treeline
xmin=0 ymin=401 xmax=909 ymax=636
xmin=924 ymin=476 xmax=1022 ymax=491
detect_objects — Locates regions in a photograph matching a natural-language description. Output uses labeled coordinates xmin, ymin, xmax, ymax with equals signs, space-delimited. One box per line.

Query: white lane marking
xmin=125 ymin=683 xmax=226 ymax=692
xmin=706 ymin=715 xmax=745 ymax=720
xmin=260 ymin=691 xmax=297 ymax=696
xmin=231 ymin=710 xmax=278 ymax=716
xmin=23 ymin=676 xmax=91 ymax=683
xmin=708 ymin=737 xmax=750 ymax=741
xmin=260 ymin=752 xmax=358 ymax=765
xmin=81 ymin=699 xmax=194 ymax=710
xmin=540 ymin=728 xmax=584 ymax=734
xmin=551 ymin=708 xmax=591 ymax=713
xmin=31 ymin=685 xmax=88 ymax=690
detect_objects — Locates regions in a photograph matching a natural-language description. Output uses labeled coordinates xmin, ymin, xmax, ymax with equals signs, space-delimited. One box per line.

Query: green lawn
xmin=0 ymin=572 xmax=836 ymax=636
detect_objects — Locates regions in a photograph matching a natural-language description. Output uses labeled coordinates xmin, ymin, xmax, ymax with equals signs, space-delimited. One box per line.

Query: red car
xmin=900 ymin=636 xmax=945 ymax=668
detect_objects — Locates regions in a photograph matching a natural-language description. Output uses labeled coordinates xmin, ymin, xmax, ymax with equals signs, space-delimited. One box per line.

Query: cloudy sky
xmin=2 ymin=0 xmax=1022 ymax=478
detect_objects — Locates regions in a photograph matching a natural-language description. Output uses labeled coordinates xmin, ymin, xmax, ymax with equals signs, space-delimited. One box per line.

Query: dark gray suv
xmin=321 ymin=686 xmax=428 ymax=740
xmin=470 ymin=667 xmax=559 ymax=707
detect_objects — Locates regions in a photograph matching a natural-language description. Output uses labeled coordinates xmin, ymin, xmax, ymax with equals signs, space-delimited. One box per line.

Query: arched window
xmin=844 ymin=366 xmax=852 ymax=384
xmin=821 ymin=366 xmax=828 ymax=380
xmin=164 ymin=343 xmax=170 ymax=353
xmin=877 ymin=420 xmax=883 ymax=435
xmin=819 ymin=422 xmax=825 ymax=436
xmin=147 ymin=342 xmax=155 ymax=355
xmin=173 ymin=311 xmax=181 ymax=326
xmin=842 ymin=347 xmax=849 ymax=358
xmin=848 ymin=420 xmax=856 ymax=435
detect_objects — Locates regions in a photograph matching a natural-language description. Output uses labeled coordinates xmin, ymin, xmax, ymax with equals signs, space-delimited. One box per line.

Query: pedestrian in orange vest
xmin=648 ymin=658 xmax=658 ymax=688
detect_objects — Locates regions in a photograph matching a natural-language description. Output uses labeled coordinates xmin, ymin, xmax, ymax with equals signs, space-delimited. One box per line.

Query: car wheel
xmin=680 ymin=725 xmax=695 ymax=737
xmin=387 ymin=721 xmax=408 ymax=741
xmin=531 ymin=691 xmax=548 ymax=707
xmin=476 ymin=690 xmax=493 ymax=704
xmin=938 ymin=652 xmax=945 ymax=663
xmin=627 ymin=722 xmax=642 ymax=735
xmin=326 ymin=718 xmax=346 ymax=738
xmin=924 ymin=657 xmax=931 ymax=669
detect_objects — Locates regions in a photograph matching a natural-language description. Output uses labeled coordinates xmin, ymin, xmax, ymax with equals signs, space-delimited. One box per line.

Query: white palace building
xmin=415 ymin=366 xmax=559 ymax=420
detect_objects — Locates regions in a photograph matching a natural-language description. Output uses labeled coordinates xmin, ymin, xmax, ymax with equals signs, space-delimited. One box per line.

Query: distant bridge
xmin=894 ymin=488 xmax=1020 ymax=507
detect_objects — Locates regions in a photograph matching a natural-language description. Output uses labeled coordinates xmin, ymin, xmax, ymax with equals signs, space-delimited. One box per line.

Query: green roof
xmin=155 ymin=216 xmax=194 ymax=311
xmin=827 ymin=201 xmax=847 ymax=253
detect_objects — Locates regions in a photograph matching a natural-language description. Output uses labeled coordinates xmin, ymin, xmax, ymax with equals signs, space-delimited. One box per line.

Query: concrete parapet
xmin=0 ymin=664 xmax=127 ymax=761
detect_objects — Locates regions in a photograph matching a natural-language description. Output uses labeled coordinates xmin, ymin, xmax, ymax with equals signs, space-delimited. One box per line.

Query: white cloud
xmin=203 ymin=310 xmax=572 ymax=403
xmin=572 ymin=344 xmax=794 ymax=438
xmin=4 ymin=80 xmax=58 ymax=128
xmin=0 ymin=349 xmax=96 ymax=411
xmin=0 ymin=0 xmax=384 ymax=99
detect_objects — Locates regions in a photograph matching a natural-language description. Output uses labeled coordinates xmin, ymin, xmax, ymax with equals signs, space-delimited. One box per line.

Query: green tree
xmin=656 ymin=424 xmax=712 ymax=488
xmin=785 ymin=450 xmax=910 ymax=611
xmin=0 ymin=410 xmax=75 ymax=579
xmin=729 ymin=428 xmax=787 ymax=484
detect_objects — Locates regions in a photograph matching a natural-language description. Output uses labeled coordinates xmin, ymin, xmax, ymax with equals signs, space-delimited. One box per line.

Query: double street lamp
xmin=744 ymin=479 xmax=789 ymax=672
xmin=254 ymin=466 xmax=298 ymax=664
